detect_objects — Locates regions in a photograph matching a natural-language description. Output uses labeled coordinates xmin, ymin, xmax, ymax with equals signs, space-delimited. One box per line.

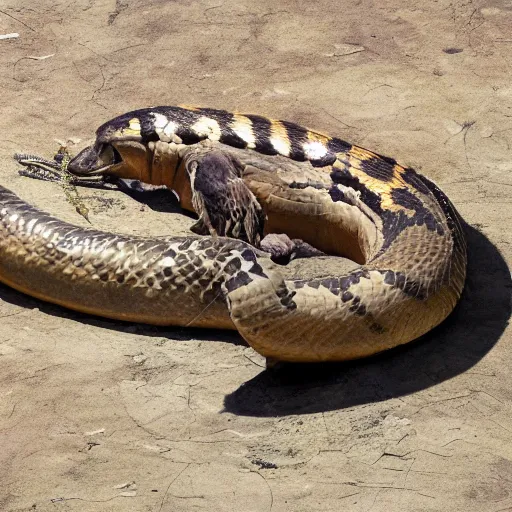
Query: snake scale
xmin=0 ymin=106 xmax=467 ymax=363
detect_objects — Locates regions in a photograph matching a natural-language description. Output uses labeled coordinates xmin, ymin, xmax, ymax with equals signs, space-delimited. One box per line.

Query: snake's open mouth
xmin=68 ymin=139 xmax=149 ymax=182
xmin=68 ymin=143 xmax=123 ymax=176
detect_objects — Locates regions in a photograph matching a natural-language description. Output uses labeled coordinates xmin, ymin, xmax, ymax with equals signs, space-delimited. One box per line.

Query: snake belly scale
xmin=0 ymin=106 xmax=467 ymax=362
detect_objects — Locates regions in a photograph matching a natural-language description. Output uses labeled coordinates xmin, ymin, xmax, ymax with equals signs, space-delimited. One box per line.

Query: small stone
xmin=325 ymin=43 xmax=365 ymax=57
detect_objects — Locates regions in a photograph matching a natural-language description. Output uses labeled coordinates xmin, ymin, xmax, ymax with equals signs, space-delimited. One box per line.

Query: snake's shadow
xmin=223 ymin=223 xmax=511 ymax=416
xmin=112 ymin=180 xmax=196 ymax=216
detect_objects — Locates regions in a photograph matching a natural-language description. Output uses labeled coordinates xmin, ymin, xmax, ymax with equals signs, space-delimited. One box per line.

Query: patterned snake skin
xmin=0 ymin=106 xmax=467 ymax=362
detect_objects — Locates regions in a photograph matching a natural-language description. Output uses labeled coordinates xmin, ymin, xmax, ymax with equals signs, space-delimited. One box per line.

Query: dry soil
xmin=0 ymin=1 xmax=511 ymax=511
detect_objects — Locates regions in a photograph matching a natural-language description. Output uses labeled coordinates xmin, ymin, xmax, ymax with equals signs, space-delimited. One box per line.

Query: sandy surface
xmin=0 ymin=0 xmax=511 ymax=510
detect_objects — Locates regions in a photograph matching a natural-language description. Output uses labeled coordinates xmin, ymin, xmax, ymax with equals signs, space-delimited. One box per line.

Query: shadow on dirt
xmin=114 ymin=180 xmax=196 ymax=216
xmin=223 ymin=223 xmax=511 ymax=415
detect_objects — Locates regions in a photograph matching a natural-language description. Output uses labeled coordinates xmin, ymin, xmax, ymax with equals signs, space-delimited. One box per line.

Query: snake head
xmin=68 ymin=112 xmax=150 ymax=181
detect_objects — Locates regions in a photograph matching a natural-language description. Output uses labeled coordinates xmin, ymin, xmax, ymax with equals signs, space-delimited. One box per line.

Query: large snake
xmin=0 ymin=106 xmax=467 ymax=363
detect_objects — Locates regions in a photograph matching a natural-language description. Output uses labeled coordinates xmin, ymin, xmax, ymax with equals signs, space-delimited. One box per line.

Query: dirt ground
xmin=0 ymin=0 xmax=511 ymax=510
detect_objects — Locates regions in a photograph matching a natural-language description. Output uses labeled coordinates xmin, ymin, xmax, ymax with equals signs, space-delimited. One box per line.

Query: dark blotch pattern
xmin=241 ymin=248 xmax=257 ymax=262
xmin=178 ymin=238 xmax=195 ymax=251
xmin=319 ymin=278 xmax=339 ymax=295
xmin=341 ymin=291 xmax=353 ymax=302
xmin=292 ymin=271 xmax=374 ymax=316
xmin=224 ymin=258 xmax=242 ymax=275
xmin=328 ymin=186 xmax=345 ymax=202
xmin=391 ymin=188 xmax=443 ymax=234
xmin=300 ymin=270 xmax=370 ymax=297
xmin=196 ymin=108 xmax=247 ymax=149
xmin=240 ymin=248 xmax=267 ymax=277
xmin=281 ymin=120 xmax=307 ymax=161
xmin=331 ymin=164 xmax=445 ymax=251
xmin=328 ymin=137 xmax=352 ymax=154
xmin=276 ymin=283 xmax=297 ymax=310
xmin=327 ymin=184 xmax=360 ymax=207
xmin=382 ymin=270 xmax=428 ymax=300
xmin=225 ymin=271 xmax=252 ymax=293
xmin=330 ymin=166 xmax=367 ymax=194
xmin=245 ymin=115 xmax=278 ymax=155
xmin=360 ymin=156 xmax=396 ymax=182
xmin=370 ymin=323 xmax=386 ymax=334
xmin=349 ymin=303 xmax=366 ymax=315
xmin=311 ymin=153 xmax=337 ymax=167
xmin=140 ymin=116 xmax=160 ymax=143
xmin=289 ymin=181 xmax=327 ymax=191
xmin=401 ymin=167 xmax=432 ymax=196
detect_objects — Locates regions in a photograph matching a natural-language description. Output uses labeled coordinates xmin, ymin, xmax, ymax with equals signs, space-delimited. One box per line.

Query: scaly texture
xmin=1 ymin=106 xmax=467 ymax=362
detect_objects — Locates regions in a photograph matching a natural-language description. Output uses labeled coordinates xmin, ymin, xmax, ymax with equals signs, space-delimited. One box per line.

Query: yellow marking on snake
xmin=231 ymin=114 xmax=256 ymax=149
xmin=269 ymin=120 xmax=291 ymax=157
xmin=341 ymin=146 xmax=414 ymax=214
xmin=119 ymin=117 xmax=142 ymax=137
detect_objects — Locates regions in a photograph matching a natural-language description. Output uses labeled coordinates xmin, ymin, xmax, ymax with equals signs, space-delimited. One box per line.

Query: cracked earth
xmin=0 ymin=0 xmax=511 ymax=510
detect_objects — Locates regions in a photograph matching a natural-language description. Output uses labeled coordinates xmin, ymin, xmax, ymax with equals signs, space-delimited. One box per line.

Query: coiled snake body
xmin=0 ymin=106 xmax=467 ymax=362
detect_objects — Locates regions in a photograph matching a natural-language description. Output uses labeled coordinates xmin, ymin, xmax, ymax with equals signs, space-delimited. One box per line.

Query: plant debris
xmin=15 ymin=148 xmax=118 ymax=223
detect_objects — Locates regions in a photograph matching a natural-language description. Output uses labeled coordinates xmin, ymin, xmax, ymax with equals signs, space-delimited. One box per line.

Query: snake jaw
xmin=68 ymin=140 xmax=148 ymax=182
xmin=68 ymin=143 xmax=116 ymax=175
